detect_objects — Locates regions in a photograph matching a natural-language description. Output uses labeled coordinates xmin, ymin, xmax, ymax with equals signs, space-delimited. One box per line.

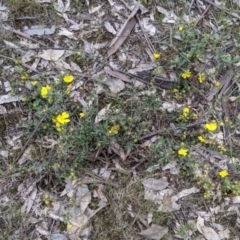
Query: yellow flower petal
xmin=178 ymin=148 xmax=188 ymax=156
xmin=204 ymin=121 xmax=217 ymax=131
xmin=79 ymin=112 xmax=85 ymax=118
xmin=218 ymin=170 xmax=228 ymax=178
xmin=178 ymin=26 xmax=184 ymax=31
xmin=153 ymin=53 xmax=161 ymax=59
xmin=181 ymin=70 xmax=192 ymax=79
xmin=63 ymin=75 xmax=74 ymax=83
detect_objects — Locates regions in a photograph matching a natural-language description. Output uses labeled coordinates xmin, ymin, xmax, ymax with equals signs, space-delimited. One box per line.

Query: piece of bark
xmin=107 ymin=3 xmax=140 ymax=57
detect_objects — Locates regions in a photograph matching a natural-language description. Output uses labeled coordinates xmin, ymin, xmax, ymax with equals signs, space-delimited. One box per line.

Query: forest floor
xmin=1 ymin=0 xmax=240 ymax=239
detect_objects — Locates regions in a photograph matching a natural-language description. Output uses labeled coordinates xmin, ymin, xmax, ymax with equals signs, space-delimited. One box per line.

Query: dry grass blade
xmin=107 ymin=3 xmax=140 ymax=57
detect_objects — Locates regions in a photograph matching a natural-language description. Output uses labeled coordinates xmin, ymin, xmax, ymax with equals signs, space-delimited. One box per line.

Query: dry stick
xmin=135 ymin=14 xmax=155 ymax=53
xmin=120 ymin=0 xmax=155 ymax=53
xmin=139 ymin=119 xmax=205 ymax=141
xmin=202 ymin=0 xmax=240 ymax=20
xmin=83 ymin=169 xmax=121 ymax=188
xmin=196 ymin=0 xmax=203 ymax=14
xmin=12 ymin=29 xmax=47 ymax=47
xmin=188 ymin=0 xmax=195 ymax=17
xmin=194 ymin=4 xmax=211 ymax=26
xmin=15 ymin=112 xmax=49 ymax=163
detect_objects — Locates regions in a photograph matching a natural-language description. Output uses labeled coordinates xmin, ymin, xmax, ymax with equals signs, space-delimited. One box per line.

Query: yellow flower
xmin=56 ymin=112 xmax=70 ymax=124
xmin=218 ymin=170 xmax=228 ymax=178
xmin=31 ymin=81 xmax=38 ymax=86
xmin=198 ymin=73 xmax=205 ymax=83
xmin=40 ymin=85 xmax=51 ymax=98
xmin=204 ymin=121 xmax=217 ymax=131
xmin=153 ymin=53 xmax=161 ymax=59
xmin=63 ymin=74 xmax=74 ymax=83
xmin=67 ymin=224 xmax=73 ymax=229
xmin=21 ymin=75 xmax=28 ymax=82
xmin=183 ymin=107 xmax=190 ymax=118
xmin=198 ymin=135 xmax=206 ymax=143
xmin=178 ymin=148 xmax=188 ymax=156
xmin=173 ymin=88 xmax=179 ymax=93
xmin=178 ymin=26 xmax=184 ymax=31
xmin=79 ymin=112 xmax=85 ymax=118
xmin=215 ymin=81 xmax=221 ymax=87
xmin=109 ymin=125 xmax=120 ymax=135
xmin=181 ymin=70 xmax=192 ymax=79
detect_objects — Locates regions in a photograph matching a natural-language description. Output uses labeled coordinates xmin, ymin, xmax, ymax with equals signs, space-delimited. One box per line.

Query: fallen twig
xmin=202 ymin=0 xmax=240 ymax=20
xmin=139 ymin=120 xmax=205 ymax=141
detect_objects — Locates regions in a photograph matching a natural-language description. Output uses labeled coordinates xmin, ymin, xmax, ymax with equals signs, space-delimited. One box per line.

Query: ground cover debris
xmin=1 ymin=0 xmax=240 ymax=239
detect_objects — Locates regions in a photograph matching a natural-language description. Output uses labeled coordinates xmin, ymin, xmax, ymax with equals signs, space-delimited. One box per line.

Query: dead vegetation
xmin=1 ymin=0 xmax=240 ymax=239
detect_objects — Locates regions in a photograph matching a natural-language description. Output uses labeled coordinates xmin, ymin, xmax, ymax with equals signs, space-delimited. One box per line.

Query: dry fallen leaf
xmin=160 ymin=101 xmax=183 ymax=112
xmin=18 ymin=145 xmax=34 ymax=165
xmin=23 ymin=25 xmax=55 ymax=36
xmin=104 ymin=69 xmax=131 ymax=83
xmin=107 ymin=3 xmax=140 ymax=57
xmin=53 ymin=0 xmax=70 ymax=13
xmin=49 ymin=234 xmax=68 ymax=240
xmin=104 ymin=21 xmax=116 ymax=35
xmin=142 ymin=178 xmax=169 ymax=191
xmin=88 ymin=4 xmax=103 ymax=14
xmin=103 ymin=78 xmax=125 ymax=93
xmin=21 ymin=187 xmax=38 ymax=214
xmin=139 ymin=224 xmax=168 ymax=240
xmin=110 ymin=142 xmax=127 ymax=161
xmin=95 ymin=104 xmax=111 ymax=123
xmin=58 ymin=27 xmax=76 ymax=39
xmin=0 ymin=94 xmax=23 ymax=104
xmin=38 ymin=49 xmax=65 ymax=61
xmin=157 ymin=6 xmax=179 ymax=24
xmin=197 ymin=216 xmax=220 ymax=240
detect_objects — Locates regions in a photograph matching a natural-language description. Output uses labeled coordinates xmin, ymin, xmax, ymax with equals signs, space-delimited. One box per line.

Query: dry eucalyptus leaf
xmin=104 ymin=69 xmax=131 ymax=83
xmin=197 ymin=216 xmax=220 ymax=240
xmin=23 ymin=25 xmax=55 ymax=36
xmin=0 ymin=94 xmax=23 ymax=104
xmin=103 ymin=78 xmax=125 ymax=93
xmin=232 ymin=196 xmax=240 ymax=204
xmin=157 ymin=6 xmax=178 ymax=24
xmin=0 ymin=105 xmax=7 ymax=114
xmin=141 ymin=18 xmax=156 ymax=36
xmin=104 ymin=21 xmax=116 ymax=35
xmin=89 ymin=4 xmax=103 ymax=14
xmin=76 ymin=184 xmax=91 ymax=213
xmin=139 ymin=224 xmax=168 ymax=240
xmin=110 ymin=142 xmax=126 ymax=161
xmin=38 ymin=49 xmax=65 ymax=61
xmin=142 ymin=178 xmax=169 ymax=191
xmin=58 ymin=27 xmax=76 ymax=39
xmin=50 ymin=234 xmax=68 ymax=240
xmin=18 ymin=145 xmax=34 ymax=165
xmin=95 ymin=104 xmax=111 ymax=123
xmin=0 ymin=150 xmax=8 ymax=158
xmin=53 ymin=0 xmax=70 ymax=13
xmin=21 ymin=188 xmax=38 ymax=214
xmin=161 ymin=102 xmax=183 ymax=112
xmin=35 ymin=225 xmax=50 ymax=236
xmin=107 ymin=3 xmax=139 ymax=57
